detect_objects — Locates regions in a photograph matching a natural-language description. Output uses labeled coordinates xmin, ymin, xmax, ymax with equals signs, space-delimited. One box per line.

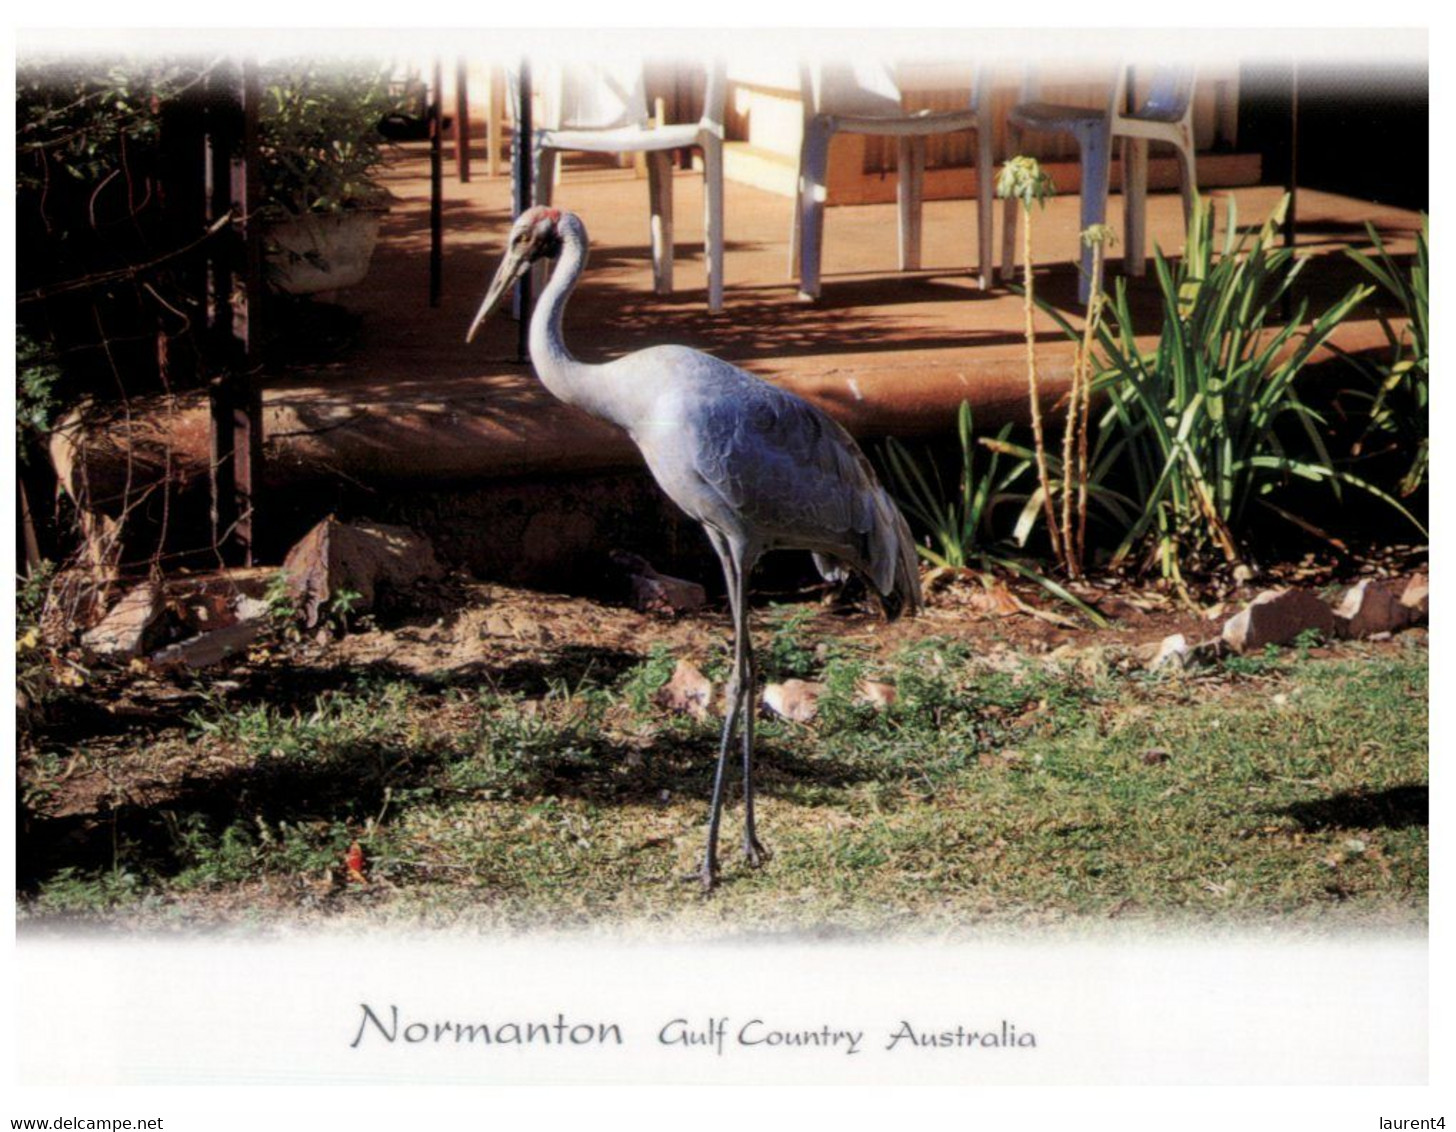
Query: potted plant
xmin=258 ymin=61 xmax=405 ymax=295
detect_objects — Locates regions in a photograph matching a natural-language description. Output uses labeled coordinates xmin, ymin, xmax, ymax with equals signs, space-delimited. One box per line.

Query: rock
xmin=1221 ymin=588 xmax=1335 ymax=654
xmin=762 ymin=679 xmax=823 ymax=723
xmin=608 ymin=550 xmax=707 ymax=616
xmin=234 ymin=596 xmax=271 ymax=622
xmin=965 ymin=582 xmax=1022 ymax=618
xmin=1400 ymin=573 xmax=1429 ymax=623
xmin=81 ymin=581 xmax=164 ymax=659
xmin=150 ymin=619 xmax=265 ymax=670
xmin=855 ymin=680 xmax=897 ymax=710
xmin=281 ymin=517 xmax=444 ymax=627
xmin=656 ymin=660 xmax=715 ymax=721
xmin=1333 ymin=578 xmax=1409 ymax=639
xmin=630 ymin=573 xmax=707 ymax=616
xmin=1095 ymin=597 xmax=1147 ymax=622
xmin=1149 ymin=633 xmax=1190 ymax=672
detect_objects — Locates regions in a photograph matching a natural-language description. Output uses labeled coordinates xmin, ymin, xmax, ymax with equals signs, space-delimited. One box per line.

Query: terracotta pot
xmin=266 ymin=209 xmax=384 ymax=295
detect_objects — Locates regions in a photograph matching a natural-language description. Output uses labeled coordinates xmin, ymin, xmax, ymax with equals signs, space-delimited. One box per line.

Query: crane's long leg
xmin=740 ymin=631 xmax=768 ymax=868
xmin=699 ymin=531 xmax=747 ymax=889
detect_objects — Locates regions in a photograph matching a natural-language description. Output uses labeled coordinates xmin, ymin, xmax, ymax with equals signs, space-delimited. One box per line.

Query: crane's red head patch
xmin=510 ymin=206 xmax=565 ymax=261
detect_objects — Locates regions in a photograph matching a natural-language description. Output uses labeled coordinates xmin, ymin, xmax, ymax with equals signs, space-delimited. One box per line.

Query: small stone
xmin=1149 ymin=633 xmax=1189 ymax=672
xmin=855 ymin=680 xmax=897 ymax=710
xmin=656 ymin=660 xmax=715 ymax=721
xmin=81 ymin=581 xmax=164 ymax=659
xmin=762 ymin=679 xmax=823 ymax=723
xmin=1221 ymin=588 xmax=1336 ymax=654
xmin=1400 ymin=573 xmax=1429 ymax=623
xmin=234 ymin=596 xmax=271 ymax=622
xmin=1333 ymin=578 xmax=1409 ymax=639
xmin=627 ymin=572 xmax=707 ymax=617
xmin=609 ymin=550 xmax=707 ymax=616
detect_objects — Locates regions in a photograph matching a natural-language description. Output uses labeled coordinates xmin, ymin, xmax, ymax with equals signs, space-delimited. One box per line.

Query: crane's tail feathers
xmin=858 ymin=489 xmax=923 ymax=622
xmin=883 ymin=503 xmax=924 ymax=621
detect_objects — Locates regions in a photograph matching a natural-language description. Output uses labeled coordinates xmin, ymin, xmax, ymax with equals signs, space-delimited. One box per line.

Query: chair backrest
xmin=519 ymin=61 xmax=651 ymax=131
xmin=1132 ymin=65 xmax=1196 ymax=123
xmin=513 ymin=59 xmax=726 ymax=134
xmin=805 ymin=61 xmax=906 ymax=117
xmin=805 ymin=60 xmax=985 ymax=119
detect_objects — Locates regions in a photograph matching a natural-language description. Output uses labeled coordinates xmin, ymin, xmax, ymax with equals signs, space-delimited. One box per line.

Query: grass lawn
xmin=17 ymin=605 xmax=1427 ymax=935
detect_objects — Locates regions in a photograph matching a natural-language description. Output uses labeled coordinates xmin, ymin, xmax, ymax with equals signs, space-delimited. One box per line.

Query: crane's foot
xmin=682 ymin=858 xmax=719 ymax=892
xmin=743 ymin=836 xmax=771 ymax=869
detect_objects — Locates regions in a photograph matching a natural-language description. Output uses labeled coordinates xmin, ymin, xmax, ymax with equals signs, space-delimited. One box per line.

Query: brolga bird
xmin=467 ymin=206 xmax=922 ymax=889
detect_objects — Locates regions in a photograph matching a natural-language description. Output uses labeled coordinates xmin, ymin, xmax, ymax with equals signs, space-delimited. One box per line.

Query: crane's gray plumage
xmin=468 ymin=206 xmax=921 ymax=887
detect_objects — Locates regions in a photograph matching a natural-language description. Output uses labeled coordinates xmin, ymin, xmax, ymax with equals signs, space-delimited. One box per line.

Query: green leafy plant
xmin=325 ymin=585 xmax=365 ymax=631
xmin=618 ymin=643 xmax=678 ymax=714
xmin=257 ymin=60 xmax=406 ymax=219
xmin=762 ymin=606 xmax=820 ymax=682
xmin=883 ymin=403 xmax=1106 ymax=622
xmin=1087 ymin=194 xmax=1423 ymax=586
xmin=1342 ymin=217 xmax=1428 ymax=496
xmin=16 ymin=333 xmax=63 ymax=450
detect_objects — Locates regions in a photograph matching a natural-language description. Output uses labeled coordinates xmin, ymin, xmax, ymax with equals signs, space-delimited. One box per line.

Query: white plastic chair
xmin=523 ymin=60 xmax=726 ymax=311
xmin=1001 ymin=64 xmax=1198 ymax=302
xmin=792 ymin=61 xmax=995 ymax=301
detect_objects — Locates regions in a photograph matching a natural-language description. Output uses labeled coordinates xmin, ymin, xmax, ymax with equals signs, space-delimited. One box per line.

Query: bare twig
xmin=17 ymin=213 xmax=232 ymax=305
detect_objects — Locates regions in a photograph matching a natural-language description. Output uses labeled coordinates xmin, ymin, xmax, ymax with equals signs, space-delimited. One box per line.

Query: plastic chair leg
xmin=1175 ymin=131 xmax=1197 ymax=228
xmin=648 ymin=150 xmax=674 ymax=295
xmin=796 ymin=122 xmax=831 ymax=300
xmin=897 ymin=136 xmax=925 ymax=272
xmin=976 ymin=126 xmax=995 ymax=289
xmin=702 ymin=136 xmax=725 ymax=311
xmin=789 ymin=128 xmax=808 ymax=279
xmin=1123 ymin=136 xmax=1149 ymax=277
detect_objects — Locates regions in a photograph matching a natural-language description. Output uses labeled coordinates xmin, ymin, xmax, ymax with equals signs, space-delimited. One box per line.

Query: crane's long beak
xmin=465 ymin=245 xmax=531 ymax=344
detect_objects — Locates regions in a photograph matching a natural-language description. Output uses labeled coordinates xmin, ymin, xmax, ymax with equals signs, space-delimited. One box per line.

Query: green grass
xmin=16 ymin=629 xmax=1427 ymax=933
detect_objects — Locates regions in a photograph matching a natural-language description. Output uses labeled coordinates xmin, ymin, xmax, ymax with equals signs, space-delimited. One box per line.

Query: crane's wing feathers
xmin=673 ymin=357 xmax=921 ymax=612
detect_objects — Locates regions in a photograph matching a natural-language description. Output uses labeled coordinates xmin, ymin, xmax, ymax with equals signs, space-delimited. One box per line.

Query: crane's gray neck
xmin=527 ymin=216 xmax=632 ymax=428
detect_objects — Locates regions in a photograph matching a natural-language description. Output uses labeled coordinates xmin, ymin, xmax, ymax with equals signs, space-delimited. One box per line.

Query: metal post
xmin=204 ymin=58 xmax=264 ymax=566
xmin=1282 ymin=61 xmax=1299 ymax=322
xmin=429 ymin=58 xmax=444 ymax=308
xmin=455 ymin=59 xmax=472 ymax=183
xmin=231 ymin=58 xmax=264 ymax=564
xmin=513 ymin=59 xmax=533 ymax=362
